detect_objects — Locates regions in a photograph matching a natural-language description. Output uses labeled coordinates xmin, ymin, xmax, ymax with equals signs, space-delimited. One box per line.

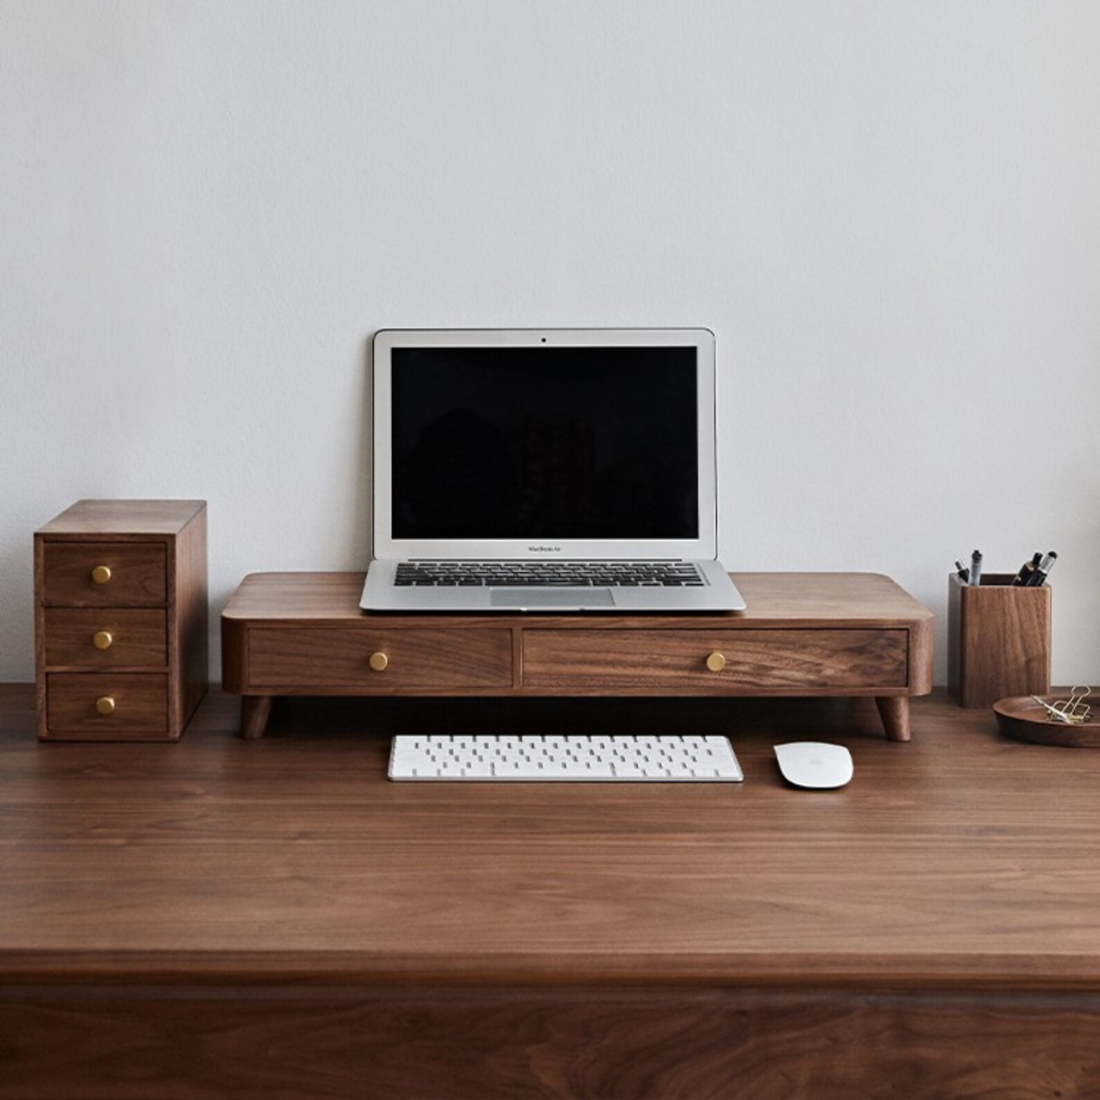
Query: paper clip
xmin=1031 ymin=686 xmax=1092 ymax=725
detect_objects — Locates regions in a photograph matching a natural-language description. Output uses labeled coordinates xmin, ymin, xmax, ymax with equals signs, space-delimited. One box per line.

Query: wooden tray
xmin=993 ymin=694 xmax=1100 ymax=748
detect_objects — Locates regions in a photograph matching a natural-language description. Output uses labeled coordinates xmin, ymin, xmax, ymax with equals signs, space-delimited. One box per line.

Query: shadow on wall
xmin=0 ymin=535 xmax=35 ymax=680
xmin=360 ymin=334 xmax=374 ymax=564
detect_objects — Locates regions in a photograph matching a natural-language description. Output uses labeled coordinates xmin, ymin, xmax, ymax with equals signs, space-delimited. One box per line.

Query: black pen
xmin=955 ymin=560 xmax=969 ymax=583
xmin=1013 ymin=552 xmax=1042 ymax=586
xmin=969 ymin=550 xmax=982 ymax=587
xmin=1027 ymin=551 xmax=1057 ymax=587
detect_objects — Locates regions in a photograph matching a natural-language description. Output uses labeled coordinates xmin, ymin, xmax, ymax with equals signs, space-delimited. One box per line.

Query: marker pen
xmin=1013 ymin=552 xmax=1041 ymax=587
xmin=969 ymin=550 xmax=982 ymax=587
xmin=1027 ymin=551 xmax=1057 ymax=587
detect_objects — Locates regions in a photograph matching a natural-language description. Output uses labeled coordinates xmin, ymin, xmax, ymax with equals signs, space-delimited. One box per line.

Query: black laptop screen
xmin=389 ymin=345 xmax=699 ymax=540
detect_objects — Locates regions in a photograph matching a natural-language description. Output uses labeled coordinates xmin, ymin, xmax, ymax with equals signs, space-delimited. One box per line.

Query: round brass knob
xmin=95 ymin=696 xmax=116 ymax=716
xmin=93 ymin=630 xmax=114 ymax=650
xmin=368 ymin=651 xmax=389 ymax=672
xmin=706 ymin=651 xmax=727 ymax=673
xmin=91 ymin=565 xmax=112 ymax=585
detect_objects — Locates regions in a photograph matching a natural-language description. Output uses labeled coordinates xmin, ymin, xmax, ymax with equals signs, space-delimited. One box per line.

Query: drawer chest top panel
xmin=35 ymin=499 xmax=207 ymax=537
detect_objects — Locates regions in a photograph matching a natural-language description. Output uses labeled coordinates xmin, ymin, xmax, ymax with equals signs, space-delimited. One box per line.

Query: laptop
xmin=360 ymin=328 xmax=745 ymax=613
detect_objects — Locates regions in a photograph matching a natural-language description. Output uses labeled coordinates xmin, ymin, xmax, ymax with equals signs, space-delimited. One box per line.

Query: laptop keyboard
xmin=395 ymin=562 xmax=706 ymax=587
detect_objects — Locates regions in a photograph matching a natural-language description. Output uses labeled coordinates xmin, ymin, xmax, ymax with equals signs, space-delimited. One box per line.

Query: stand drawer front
xmin=43 ymin=609 xmax=168 ymax=669
xmin=45 ymin=673 xmax=169 ymax=737
xmin=247 ymin=628 xmax=514 ymax=690
xmin=41 ymin=543 xmax=167 ymax=607
xmin=522 ymin=629 xmax=909 ymax=691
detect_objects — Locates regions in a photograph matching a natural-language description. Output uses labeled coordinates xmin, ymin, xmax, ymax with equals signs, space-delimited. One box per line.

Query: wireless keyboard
xmin=388 ymin=734 xmax=743 ymax=782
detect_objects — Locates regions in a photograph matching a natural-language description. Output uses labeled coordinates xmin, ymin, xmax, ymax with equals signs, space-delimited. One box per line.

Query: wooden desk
xmin=222 ymin=572 xmax=933 ymax=741
xmin=2 ymin=684 xmax=1099 ymax=1097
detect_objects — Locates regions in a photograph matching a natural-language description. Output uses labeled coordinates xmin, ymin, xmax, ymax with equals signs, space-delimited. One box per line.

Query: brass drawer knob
xmin=93 ymin=630 xmax=114 ymax=650
xmin=91 ymin=565 xmax=112 ymax=584
xmin=368 ymin=651 xmax=389 ymax=672
xmin=706 ymin=651 xmax=727 ymax=673
xmin=95 ymin=696 xmax=116 ymax=716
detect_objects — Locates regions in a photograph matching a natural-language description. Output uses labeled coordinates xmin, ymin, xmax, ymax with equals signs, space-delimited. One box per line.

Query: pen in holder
xmin=948 ymin=573 xmax=1051 ymax=708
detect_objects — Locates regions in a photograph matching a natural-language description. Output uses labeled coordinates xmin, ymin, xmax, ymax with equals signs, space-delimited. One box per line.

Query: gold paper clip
xmin=1032 ymin=687 xmax=1092 ymax=725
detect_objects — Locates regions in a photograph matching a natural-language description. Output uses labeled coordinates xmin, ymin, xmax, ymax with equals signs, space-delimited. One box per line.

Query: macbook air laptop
xmin=360 ymin=328 xmax=745 ymax=613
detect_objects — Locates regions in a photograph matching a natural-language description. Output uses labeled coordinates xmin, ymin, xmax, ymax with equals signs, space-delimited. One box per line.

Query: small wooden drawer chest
xmin=35 ymin=500 xmax=208 ymax=741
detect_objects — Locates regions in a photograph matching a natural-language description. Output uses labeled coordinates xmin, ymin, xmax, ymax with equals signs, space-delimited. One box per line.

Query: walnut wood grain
xmin=44 ymin=672 xmax=168 ymax=737
xmin=34 ymin=498 xmax=206 ymax=536
xmin=34 ymin=501 xmax=208 ymax=741
xmin=948 ymin=573 xmax=1051 ymax=707
xmin=247 ymin=626 xmax=514 ymax=690
xmin=1 ymin=684 xmax=1100 ymax=1097
xmin=222 ymin=572 xmax=933 ymax=738
xmin=5 ymin=684 xmax=1099 ymax=987
xmin=875 ymin=695 xmax=911 ymax=742
xmin=241 ymin=694 xmax=274 ymax=740
xmin=40 ymin=541 xmax=167 ymax=606
xmin=172 ymin=502 xmax=209 ymax=735
xmin=3 ymin=987 xmax=1100 ymax=1099
xmin=222 ymin=570 xmax=934 ymax=632
xmin=994 ymin=694 xmax=1100 ymax=748
xmin=42 ymin=608 xmax=167 ymax=669
xmin=522 ymin=627 xmax=908 ymax=692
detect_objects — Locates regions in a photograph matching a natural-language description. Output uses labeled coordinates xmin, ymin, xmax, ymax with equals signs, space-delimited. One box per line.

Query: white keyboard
xmin=388 ymin=734 xmax=743 ymax=782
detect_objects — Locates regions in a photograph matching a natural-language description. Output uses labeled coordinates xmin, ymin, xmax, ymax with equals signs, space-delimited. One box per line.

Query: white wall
xmin=2 ymin=0 xmax=1099 ymax=685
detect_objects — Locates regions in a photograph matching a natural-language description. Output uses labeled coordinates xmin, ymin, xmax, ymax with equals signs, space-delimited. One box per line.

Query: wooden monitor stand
xmin=221 ymin=572 xmax=933 ymax=741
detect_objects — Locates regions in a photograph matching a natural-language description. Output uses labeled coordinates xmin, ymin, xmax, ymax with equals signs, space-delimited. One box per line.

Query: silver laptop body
xmin=360 ymin=328 xmax=745 ymax=614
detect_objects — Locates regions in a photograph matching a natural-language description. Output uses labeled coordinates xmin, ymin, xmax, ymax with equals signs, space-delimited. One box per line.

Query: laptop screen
xmin=371 ymin=329 xmax=718 ymax=563
xmin=390 ymin=345 xmax=698 ymax=541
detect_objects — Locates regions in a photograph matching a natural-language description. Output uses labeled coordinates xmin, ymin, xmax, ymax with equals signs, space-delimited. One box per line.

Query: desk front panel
xmin=3 ymin=984 xmax=1099 ymax=1100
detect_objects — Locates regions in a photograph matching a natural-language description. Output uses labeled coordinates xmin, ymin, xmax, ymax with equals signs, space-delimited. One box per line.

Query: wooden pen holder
xmin=947 ymin=573 xmax=1051 ymax=708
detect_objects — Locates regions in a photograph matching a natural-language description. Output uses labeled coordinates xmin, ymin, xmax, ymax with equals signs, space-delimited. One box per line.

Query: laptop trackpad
xmin=490 ymin=588 xmax=614 ymax=609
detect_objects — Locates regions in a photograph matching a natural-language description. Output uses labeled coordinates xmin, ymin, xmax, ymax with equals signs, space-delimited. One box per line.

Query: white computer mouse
xmin=774 ymin=742 xmax=853 ymax=789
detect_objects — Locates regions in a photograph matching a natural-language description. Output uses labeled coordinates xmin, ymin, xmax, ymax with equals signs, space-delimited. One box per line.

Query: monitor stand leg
xmin=876 ymin=696 xmax=910 ymax=742
xmin=241 ymin=695 xmax=274 ymax=740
